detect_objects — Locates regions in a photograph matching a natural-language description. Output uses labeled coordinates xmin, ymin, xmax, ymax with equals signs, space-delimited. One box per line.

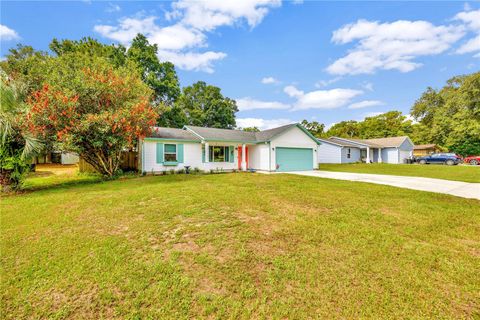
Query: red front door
xmin=237 ymin=146 xmax=248 ymax=169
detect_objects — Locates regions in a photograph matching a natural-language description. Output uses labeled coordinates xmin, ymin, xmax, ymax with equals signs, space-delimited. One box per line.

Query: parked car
xmin=464 ymin=155 xmax=480 ymax=165
xmin=417 ymin=153 xmax=462 ymax=165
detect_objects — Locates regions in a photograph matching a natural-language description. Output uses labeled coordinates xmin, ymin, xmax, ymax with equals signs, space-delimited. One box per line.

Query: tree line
xmin=301 ymin=71 xmax=480 ymax=156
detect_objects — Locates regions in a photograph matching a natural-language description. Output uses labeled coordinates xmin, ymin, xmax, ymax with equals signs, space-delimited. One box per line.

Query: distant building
xmin=413 ymin=144 xmax=441 ymax=157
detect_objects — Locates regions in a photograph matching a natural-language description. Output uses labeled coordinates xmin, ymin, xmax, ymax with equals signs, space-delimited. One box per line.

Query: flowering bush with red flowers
xmin=25 ymin=55 xmax=157 ymax=177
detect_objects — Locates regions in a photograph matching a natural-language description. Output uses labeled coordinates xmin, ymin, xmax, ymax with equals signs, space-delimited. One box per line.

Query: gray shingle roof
xmin=327 ymin=136 xmax=410 ymax=148
xmin=184 ymin=125 xmax=257 ymax=142
xmin=146 ymin=123 xmax=302 ymax=143
xmin=362 ymin=136 xmax=410 ymax=148
xmin=319 ymin=137 xmax=364 ymax=147
xmin=254 ymin=124 xmax=298 ymax=142
xmin=149 ymin=127 xmax=201 ymax=141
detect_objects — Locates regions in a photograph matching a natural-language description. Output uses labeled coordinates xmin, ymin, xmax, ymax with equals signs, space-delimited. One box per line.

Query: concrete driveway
xmin=286 ymin=170 xmax=480 ymax=200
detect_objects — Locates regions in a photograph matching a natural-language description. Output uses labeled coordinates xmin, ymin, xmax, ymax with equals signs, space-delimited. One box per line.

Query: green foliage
xmin=325 ymin=120 xmax=359 ymax=138
xmin=176 ymin=81 xmax=238 ymax=129
xmin=0 ymin=45 xmax=51 ymax=99
xmin=50 ymin=37 xmax=127 ymax=67
xmin=241 ymin=126 xmax=260 ymax=132
xmin=25 ymin=54 xmax=156 ymax=177
xmin=127 ymin=34 xmax=181 ymax=106
xmin=0 ymin=72 xmax=42 ymax=191
xmin=156 ymin=105 xmax=188 ymax=128
xmin=411 ymin=72 xmax=480 ymax=156
xmin=358 ymin=111 xmax=413 ymax=138
xmin=325 ymin=112 xmax=413 ymax=139
xmin=301 ymin=120 xmax=324 ymax=137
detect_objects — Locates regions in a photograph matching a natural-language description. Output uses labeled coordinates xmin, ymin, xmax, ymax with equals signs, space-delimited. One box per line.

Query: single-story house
xmin=413 ymin=144 xmax=441 ymax=157
xmin=317 ymin=136 xmax=414 ymax=164
xmin=139 ymin=123 xmax=319 ymax=173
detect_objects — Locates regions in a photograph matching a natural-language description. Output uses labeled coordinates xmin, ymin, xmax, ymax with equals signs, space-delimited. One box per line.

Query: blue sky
xmin=1 ymin=1 xmax=479 ymax=129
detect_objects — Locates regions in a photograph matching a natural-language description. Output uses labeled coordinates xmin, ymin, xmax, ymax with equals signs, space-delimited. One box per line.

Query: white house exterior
xmin=139 ymin=124 xmax=320 ymax=173
xmin=317 ymin=136 xmax=414 ymax=164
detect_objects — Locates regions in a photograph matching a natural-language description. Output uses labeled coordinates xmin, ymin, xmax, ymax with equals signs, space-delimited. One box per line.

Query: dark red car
xmin=464 ymin=155 xmax=480 ymax=165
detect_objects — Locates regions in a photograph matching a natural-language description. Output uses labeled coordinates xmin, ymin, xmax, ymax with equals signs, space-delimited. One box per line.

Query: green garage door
xmin=276 ymin=147 xmax=313 ymax=172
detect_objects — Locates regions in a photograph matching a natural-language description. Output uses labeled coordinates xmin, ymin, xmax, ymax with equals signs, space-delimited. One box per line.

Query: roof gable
xmin=146 ymin=123 xmax=319 ymax=144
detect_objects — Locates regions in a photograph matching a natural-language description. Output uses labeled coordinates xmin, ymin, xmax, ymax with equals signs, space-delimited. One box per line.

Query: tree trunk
xmin=81 ymin=149 xmax=122 ymax=178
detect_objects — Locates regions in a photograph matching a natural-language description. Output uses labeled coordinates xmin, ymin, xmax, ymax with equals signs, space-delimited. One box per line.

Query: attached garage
xmin=275 ymin=147 xmax=314 ymax=172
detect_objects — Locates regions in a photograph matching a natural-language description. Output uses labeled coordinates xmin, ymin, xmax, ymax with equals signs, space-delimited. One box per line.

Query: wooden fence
xmin=79 ymin=151 xmax=138 ymax=173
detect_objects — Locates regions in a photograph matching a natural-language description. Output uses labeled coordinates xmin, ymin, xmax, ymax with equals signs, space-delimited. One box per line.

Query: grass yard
xmin=1 ymin=166 xmax=480 ymax=319
xmin=319 ymin=163 xmax=480 ymax=183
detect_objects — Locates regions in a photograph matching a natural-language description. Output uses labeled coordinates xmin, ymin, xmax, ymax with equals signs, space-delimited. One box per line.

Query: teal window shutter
xmin=224 ymin=146 xmax=229 ymax=162
xmin=177 ymin=144 xmax=184 ymax=163
xmin=229 ymin=146 xmax=234 ymax=163
xmin=202 ymin=145 xmax=205 ymax=163
xmin=156 ymin=143 xmax=164 ymax=163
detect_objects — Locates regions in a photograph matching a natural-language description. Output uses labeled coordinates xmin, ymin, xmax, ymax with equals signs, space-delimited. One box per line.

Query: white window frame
xmin=209 ymin=146 xmax=230 ymax=163
xmin=164 ymin=143 xmax=177 ymax=162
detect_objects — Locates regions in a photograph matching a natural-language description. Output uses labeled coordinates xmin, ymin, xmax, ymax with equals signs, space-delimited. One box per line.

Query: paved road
xmin=286 ymin=170 xmax=480 ymax=200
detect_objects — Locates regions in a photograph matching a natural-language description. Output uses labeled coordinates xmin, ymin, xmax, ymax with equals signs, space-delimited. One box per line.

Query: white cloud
xmin=348 ymin=100 xmax=384 ymax=109
xmin=360 ymin=82 xmax=374 ymax=91
xmin=315 ymin=77 xmax=342 ymax=88
xmin=236 ymin=97 xmax=290 ymax=111
xmin=94 ymin=0 xmax=280 ymax=73
xmin=283 ymin=85 xmax=304 ymax=98
xmin=454 ymin=9 xmax=480 ymax=55
xmin=456 ymin=35 xmax=480 ymax=54
xmin=157 ymin=50 xmax=226 ymax=73
xmin=261 ymin=76 xmax=280 ymax=84
xmin=284 ymin=85 xmax=363 ymax=110
xmin=106 ymin=3 xmax=121 ymax=13
xmin=0 ymin=24 xmax=20 ymax=41
xmin=169 ymin=0 xmax=281 ymax=31
xmin=455 ymin=9 xmax=480 ymax=30
xmin=236 ymin=118 xmax=294 ymax=130
xmin=327 ymin=19 xmax=465 ymax=75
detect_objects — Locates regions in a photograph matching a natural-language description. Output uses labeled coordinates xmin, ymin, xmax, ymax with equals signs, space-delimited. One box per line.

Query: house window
xmin=347 ymin=148 xmax=351 ymax=159
xmin=209 ymin=146 xmax=230 ymax=162
xmin=164 ymin=144 xmax=177 ymax=162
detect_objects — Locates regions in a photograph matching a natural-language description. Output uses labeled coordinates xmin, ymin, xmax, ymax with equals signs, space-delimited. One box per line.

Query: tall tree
xmin=176 ymin=81 xmax=238 ymax=129
xmin=325 ymin=120 xmax=360 ymax=138
xmin=358 ymin=111 xmax=413 ymax=138
xmin=411 ymin=72 xmax=480 ymax=155
xmin=127 ymin=34 xmax=180 ymax=106
xmin=301 ymin=120 xmax=324 ymax=137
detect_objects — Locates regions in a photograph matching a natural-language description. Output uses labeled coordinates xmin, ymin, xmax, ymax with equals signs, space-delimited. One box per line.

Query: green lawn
xmin=319 ymin=163 xmax=480 ymax=183
xmin=1 ymin=169 xmax=480 ymax=319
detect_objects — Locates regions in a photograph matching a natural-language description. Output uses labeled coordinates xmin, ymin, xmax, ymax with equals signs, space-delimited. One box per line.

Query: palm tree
xmin=0 ymin=70 xmax=42 ymax=190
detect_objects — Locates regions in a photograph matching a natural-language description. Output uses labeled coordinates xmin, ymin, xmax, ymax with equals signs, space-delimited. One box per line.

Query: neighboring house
xmin=317 ymin=136 xmax=414 ymax=164
xmin=139 ymin=123 xmax=320 ymax=173
xmin=413 ymin=144 xmax=441 ymax=157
